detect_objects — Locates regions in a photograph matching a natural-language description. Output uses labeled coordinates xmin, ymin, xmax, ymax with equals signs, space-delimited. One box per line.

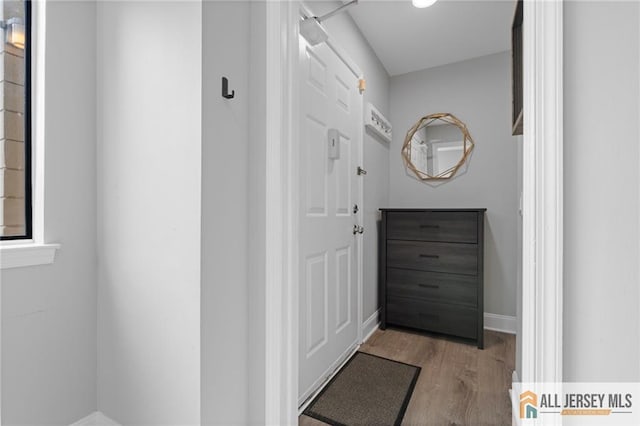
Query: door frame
xmin=261 ymin=0 xmax=563 ymax=424
xmin=520 ymin=0 xmax=563 ymax=389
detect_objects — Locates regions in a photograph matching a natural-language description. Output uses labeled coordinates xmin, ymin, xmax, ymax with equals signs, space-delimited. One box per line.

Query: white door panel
xmin=299 ymin=38 xmax=363 ymax=405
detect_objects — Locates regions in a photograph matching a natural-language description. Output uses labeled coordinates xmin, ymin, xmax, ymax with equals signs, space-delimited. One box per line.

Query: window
xmin=0 ymin=0 xmax=31 ymax=240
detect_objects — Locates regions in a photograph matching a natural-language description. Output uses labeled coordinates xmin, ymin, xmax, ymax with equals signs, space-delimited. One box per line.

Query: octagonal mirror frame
xmin=401 ymin=112 xmax=475 ymax=181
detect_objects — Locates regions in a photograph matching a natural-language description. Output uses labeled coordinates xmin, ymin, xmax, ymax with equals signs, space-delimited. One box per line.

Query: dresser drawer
xmin=387 ymin=296 xmax=478 ymax=340
xmin=387 ymin=240 xmax=478 ymax=276
xmin=386 ymin=268 xmax=477 ymax=307
xmin=387 ymin=211 xmax=477 ymax=243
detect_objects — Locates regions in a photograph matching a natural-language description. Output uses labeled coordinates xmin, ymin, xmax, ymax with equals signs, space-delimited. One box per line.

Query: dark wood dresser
xmin=379 ymin=209 xmax=486 ymax=348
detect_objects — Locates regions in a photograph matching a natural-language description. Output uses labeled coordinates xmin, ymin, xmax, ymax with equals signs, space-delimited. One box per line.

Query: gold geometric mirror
xmin=401 ymin=112 xmax=474 ymax=180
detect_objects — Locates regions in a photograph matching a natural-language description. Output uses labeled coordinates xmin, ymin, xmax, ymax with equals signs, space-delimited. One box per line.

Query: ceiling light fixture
xmin=412 ymin=0 xmax=438 ymax=8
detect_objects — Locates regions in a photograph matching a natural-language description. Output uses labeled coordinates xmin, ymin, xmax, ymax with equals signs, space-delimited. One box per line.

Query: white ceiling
xmin=347 ymin=0 xmax=515 ymax=76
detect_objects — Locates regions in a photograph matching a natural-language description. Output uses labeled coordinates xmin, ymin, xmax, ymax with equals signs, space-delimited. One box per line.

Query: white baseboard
xmin=484 ymin=313 xmax=517 ymax=334
xmin=511 ymin=370 xmax=520 ymax=426
xmin=69 ymin=412 xmax=97 ymax=426
xmin=298 ymin=342 xmax=359 ymax=412
xmin=70 ymin=412 xmax=121 ymax=426
xmin=362 ymin=309 xmax=380 ymax=343
xmin=361 ymin=310 xmax=514 ymax=335
xmin=298 ymin=311 xmax=380 ymax=412
xmin=95 ymin=412 xmax=121 ymax=426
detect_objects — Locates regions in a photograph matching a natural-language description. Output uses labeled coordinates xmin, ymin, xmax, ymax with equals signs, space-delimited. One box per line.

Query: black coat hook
xmin=222 ymin=77 xmax=235 ymax=99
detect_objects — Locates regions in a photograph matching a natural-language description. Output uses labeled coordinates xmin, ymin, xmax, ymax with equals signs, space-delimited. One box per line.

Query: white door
xmin=298 ymin=38 xmax=363 ymax=405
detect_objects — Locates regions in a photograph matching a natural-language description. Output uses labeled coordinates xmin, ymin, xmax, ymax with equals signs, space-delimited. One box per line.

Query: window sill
xmin=0 ymin=242 xmax=60 ymax=269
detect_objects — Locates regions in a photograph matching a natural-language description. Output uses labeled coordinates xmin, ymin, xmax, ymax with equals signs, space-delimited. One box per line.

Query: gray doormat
xmin=303 ymin=352 xmax=421 ymax=426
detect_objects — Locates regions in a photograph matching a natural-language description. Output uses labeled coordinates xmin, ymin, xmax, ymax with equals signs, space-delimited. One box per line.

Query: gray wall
xmin=563 ymin=1 xmax=640 ymax=381
xmin=306 ymin=1 xmax=391 ymax=330
xmin=202 ymin=1 xmax=250 ymax=424
xmin=96 ymin=1 xmax=202 ymax=423
xmin=390 ymin=52 xmax=518 ymax=318
xmin=1 ymin=1 xmax=98 ymax=424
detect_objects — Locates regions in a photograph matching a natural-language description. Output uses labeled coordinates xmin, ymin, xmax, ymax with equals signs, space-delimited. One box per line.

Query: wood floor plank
xmin=300 ymin=328 xmax=515 ymax=426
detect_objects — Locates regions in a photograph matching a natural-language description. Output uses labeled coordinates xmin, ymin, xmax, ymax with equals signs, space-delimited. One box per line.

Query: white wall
xmin=515 ymin=135 xmax=523 ymax=379
xmin=1 ymin=1 xmax=98 ymax=424
xmin=390 ymin=52 xmax=518 ymax=318
xmin=202 ymin=1 xmax=250 ymax=424
xmin=563 ymin=1 xmax=640 ymax=382
xmin=305 ymin=1 xmax=391 ymax=333
xmin=247 ymin=3 xmax=267 ymax=423
xmin=96 ymin=1 xmax=202 ymax=423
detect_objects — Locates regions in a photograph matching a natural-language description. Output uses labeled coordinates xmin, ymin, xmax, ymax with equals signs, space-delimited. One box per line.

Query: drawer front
xmin=386 ymin=268 xmax=477 ymax=307
xmin=387 ymin=211 xmax=478 ymax=243
xmin=387 ymin=240 xmax=478 ymax=275
xmin=386 ymin=296 xmax=478 ymax=339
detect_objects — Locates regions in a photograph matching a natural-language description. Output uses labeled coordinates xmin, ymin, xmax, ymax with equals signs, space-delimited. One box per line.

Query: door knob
xmin=353 ymin=225 xmax=364 ymax=235
xmin=357 ymin=166 xmax=367 ymax=176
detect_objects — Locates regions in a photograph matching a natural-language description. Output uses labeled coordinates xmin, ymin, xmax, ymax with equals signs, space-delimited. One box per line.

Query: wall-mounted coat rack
xmin=222 ymin=77 xmax=235 ymax=99
xmin=365 ymin=103 xmax=392 ymax=143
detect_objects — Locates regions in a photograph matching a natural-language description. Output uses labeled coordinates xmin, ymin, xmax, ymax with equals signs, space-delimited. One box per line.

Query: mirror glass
xmin=401 ymin=113 xmax=474 ymax=180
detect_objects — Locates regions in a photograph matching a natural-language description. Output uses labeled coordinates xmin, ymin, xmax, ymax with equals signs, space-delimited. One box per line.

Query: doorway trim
xmin=520 ymin=0 xmax=563 ymax=389
xmin=262 ymin=0 xmax=563 ymax=424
